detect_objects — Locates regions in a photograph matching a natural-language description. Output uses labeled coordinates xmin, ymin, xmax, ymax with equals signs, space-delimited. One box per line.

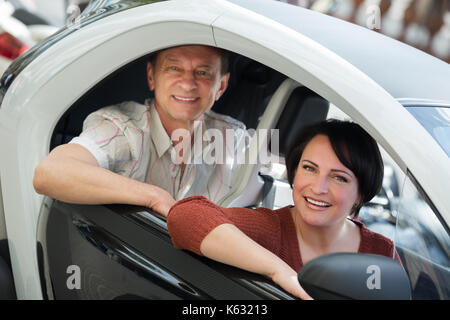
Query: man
xmin=33 ymin=45 xmax=247 ymax=217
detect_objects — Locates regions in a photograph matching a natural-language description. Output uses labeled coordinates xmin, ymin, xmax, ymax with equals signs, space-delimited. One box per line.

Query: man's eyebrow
xmin=164 ymin=57 xmax=180 ymax=63
xmin=301 ymin=160 xmax=354 ymax=178
xmin=163 ymin=57 xmax=212 ymax=68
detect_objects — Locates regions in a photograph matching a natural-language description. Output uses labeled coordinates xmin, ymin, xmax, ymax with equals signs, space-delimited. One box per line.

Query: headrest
xmin=276 ymin=86 xmax=329 ymax=156
xmin=212 ymin=54 xmax=286 ymax=129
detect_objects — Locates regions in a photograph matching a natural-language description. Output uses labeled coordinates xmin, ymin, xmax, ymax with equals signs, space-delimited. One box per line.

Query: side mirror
xmin=298 ymin=253 xmax=411 ymax=300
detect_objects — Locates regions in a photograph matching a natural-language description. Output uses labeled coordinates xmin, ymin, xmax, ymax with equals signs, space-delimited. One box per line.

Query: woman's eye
xmin=334 ymin=175 xmax=348 ymax=183
xmin=302 ymin=165 xmax=315 ymax=172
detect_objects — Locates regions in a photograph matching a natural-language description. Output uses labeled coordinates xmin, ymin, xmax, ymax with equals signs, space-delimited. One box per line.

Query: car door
xmin=38 ymin=198 xmax=295 ymax=299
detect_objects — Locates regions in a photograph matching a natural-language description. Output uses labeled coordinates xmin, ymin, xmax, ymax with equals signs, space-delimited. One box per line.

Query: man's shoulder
xmin=90 ymin=101 xmax=149 ymax=119
xmin=204 ymin=110 xmax=246 ymax=131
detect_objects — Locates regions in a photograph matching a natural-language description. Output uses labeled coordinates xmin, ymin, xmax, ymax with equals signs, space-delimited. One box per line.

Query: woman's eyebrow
xmin=302 ymin=160 xmax=318 ymax=167
xmin=331 ymin=169 xmax=354 ymax=179
xmin=302 ymin=160 xmax=353 ymax=178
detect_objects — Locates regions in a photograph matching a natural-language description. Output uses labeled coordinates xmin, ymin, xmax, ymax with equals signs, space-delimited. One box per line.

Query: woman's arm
xmin=200 ymin=223 xmax=312 ymax=299
xmin=167 ymin=197 xmax=312 ymax=299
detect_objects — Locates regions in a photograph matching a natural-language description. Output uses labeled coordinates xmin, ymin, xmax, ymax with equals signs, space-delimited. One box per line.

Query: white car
xmin=0 ymin=0 xmax=449 ymax=300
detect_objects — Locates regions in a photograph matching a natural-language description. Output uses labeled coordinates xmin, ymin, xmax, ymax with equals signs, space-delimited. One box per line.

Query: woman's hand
xmin=146 ymin=186 xmax=176 ymax=217
xmin=271 ymin=267 xmax=313 ymax=300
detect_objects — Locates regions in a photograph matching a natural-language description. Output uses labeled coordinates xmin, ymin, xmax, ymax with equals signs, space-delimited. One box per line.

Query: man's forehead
xmin=158 ymin=45 xmax=221 ymax=64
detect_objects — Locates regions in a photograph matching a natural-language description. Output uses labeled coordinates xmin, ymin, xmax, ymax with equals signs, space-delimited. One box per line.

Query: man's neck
xmin=153 ymin=102 xmax=194 ymax=139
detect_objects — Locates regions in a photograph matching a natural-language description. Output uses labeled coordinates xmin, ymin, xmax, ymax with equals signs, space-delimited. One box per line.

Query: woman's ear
xmin=351 ymin=196 xmax=363 ymax=216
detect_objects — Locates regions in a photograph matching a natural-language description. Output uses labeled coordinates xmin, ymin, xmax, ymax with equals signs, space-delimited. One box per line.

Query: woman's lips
xmin=304 ymin=196 xmax=332 ymax=209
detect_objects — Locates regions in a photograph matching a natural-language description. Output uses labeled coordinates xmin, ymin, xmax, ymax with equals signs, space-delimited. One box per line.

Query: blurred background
xmin=278 ymin=0 xmax=450 ymax=63
xmin=1 ymin=0 xmax=449 ymax=76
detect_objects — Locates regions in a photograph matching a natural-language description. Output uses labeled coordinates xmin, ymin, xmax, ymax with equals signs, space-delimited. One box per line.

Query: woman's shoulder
xmin=351 ymin=218 xmax=395 ymax=257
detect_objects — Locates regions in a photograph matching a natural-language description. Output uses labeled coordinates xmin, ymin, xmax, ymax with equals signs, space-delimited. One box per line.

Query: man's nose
xmin=178 ymin=71 xmax=197 ymax=91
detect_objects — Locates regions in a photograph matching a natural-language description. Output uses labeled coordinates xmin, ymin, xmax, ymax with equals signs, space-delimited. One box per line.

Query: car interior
xmin=50 ymin=51 xmax=329 ymax=210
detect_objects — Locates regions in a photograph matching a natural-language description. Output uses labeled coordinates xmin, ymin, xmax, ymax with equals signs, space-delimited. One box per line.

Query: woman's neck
xmin=291 ymin=208 xmax=359 ymax=257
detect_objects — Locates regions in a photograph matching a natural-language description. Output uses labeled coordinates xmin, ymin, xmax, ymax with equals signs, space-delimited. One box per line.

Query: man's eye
xmin=197 ymin=70 xmax=208 ymax=76
xmin=169 ymin=66 xmax=178 ymax=71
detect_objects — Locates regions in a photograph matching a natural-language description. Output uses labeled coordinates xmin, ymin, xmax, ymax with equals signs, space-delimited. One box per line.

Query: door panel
xmin=38 ymin=200 xmax=292 ymax=300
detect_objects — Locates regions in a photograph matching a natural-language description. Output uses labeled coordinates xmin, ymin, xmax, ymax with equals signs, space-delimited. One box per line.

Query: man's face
xmin=147 ymin=45 xmax=229 ymax=127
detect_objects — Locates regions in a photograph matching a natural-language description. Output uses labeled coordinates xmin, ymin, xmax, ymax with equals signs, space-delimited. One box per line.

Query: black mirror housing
xmin=298 ymin=253 xmax=411 ymax=300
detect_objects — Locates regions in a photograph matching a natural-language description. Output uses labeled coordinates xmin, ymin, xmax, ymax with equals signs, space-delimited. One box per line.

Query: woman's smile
xmin=303 ymin=196 xmax=332 ymax=210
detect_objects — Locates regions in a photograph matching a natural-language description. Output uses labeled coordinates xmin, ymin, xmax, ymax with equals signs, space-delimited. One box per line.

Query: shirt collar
xmin=147 ymin=99 xmax=172 ymax=158
xmin=147 ymin=99 xmax=214 ymax=161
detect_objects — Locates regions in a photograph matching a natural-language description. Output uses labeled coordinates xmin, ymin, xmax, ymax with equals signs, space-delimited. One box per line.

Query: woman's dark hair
xmin=285 ymin=119 xmax=384 ymax=217
xmin=148 ymin=46 xmax=229 ymax=76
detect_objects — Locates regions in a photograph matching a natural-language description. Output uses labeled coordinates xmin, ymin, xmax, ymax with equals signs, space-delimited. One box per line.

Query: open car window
xmin=394 ymin=175 xmax=450 ymax=299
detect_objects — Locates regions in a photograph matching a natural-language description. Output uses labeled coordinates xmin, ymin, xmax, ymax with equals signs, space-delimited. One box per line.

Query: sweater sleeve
xmin=167 ymin=196 xmax=282 ymax=256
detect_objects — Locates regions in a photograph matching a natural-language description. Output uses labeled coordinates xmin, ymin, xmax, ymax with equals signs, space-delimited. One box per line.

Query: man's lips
xmin=172 ymin=95 xmax=199 ymax=102
xmin=304 ymin=196 xmax=332 ymax=208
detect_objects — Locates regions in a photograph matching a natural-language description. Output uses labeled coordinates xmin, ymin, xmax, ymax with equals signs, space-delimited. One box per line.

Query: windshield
xmin=406 ymin=106 xmax=450 ymax=157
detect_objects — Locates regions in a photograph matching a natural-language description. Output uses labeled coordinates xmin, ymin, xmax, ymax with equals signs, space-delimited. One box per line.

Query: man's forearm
xmin=34 ymin=155 xmax=154 ymax=206
xmin=33 ymin=144 xmax=175 ymax=215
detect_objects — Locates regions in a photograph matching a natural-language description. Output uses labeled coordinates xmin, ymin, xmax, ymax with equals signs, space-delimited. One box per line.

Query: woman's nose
xmin=311 ymin=175 xmax=328 ymax=194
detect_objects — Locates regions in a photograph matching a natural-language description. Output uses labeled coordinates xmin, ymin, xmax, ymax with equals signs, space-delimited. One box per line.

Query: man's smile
xmin=172 ymin=95 xmax=199 ymax=102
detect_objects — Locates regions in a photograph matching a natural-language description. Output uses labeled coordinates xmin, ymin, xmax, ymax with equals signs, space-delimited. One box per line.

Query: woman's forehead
xmin=301 ymin=135 xmax=354 ymax=175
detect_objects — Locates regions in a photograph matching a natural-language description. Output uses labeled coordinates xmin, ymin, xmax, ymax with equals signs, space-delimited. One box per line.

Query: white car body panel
xmin=0 ymin=0 xmax=448 ymax=299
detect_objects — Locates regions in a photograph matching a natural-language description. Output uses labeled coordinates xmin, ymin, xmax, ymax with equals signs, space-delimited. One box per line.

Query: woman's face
xmin=292 ymin=134 xmax=360 ymax=228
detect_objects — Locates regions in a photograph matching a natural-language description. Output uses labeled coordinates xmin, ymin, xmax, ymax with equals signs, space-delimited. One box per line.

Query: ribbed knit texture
xmin=167 ymin=196 xmax=401 ymax=271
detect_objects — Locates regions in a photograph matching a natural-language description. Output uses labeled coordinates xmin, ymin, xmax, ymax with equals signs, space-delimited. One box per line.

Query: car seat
xmin=222 ymin=79 xmax=329 ymax=209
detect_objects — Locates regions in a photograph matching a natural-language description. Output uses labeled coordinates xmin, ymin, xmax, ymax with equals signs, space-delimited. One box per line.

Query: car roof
xmin=2 ymin=0 xmax=449 ymax=104
xmin=228 ymin=0 xmax=450 ymax=103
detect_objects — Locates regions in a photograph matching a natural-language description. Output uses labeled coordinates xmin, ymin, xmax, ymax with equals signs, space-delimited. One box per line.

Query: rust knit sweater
xmin=167 ymin=196 xmax=402 ymax=271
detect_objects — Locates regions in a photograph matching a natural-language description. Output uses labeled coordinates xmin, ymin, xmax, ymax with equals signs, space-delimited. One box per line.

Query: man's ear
xmin=215 ymin=72 xmax=230 ymax=101
xmin=147 ymin=61 xmax=155 ymax=91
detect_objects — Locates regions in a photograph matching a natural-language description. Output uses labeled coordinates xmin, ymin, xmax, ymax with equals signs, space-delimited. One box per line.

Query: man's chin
xmin=171 ymin=112 xmax=203 ymax=124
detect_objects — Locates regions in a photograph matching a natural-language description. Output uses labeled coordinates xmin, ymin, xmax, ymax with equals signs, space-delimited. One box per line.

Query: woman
xmin=167 ymin=119 xmax=402 ymax=300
